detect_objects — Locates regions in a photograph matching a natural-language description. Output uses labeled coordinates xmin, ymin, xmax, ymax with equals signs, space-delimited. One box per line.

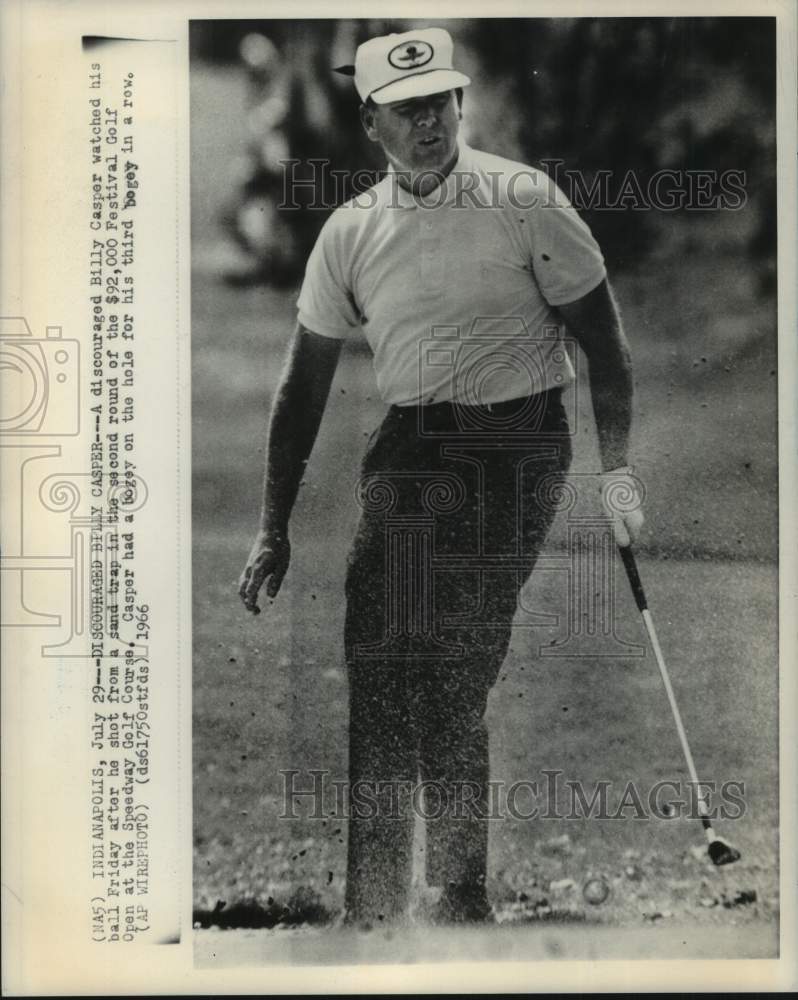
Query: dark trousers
xmin=343 ymin=389 xmax=572 ymax=922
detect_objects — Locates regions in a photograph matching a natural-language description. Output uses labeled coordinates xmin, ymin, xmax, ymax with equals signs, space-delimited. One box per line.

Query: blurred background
xmin=191 ymin=17 xmax=775 ymax=289
xmin=190 ymin=18 xmax=779 ymax=937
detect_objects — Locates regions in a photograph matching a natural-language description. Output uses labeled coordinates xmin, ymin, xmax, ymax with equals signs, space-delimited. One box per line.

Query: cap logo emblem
xmin=388 ymin=40 xmax=434 ymax=70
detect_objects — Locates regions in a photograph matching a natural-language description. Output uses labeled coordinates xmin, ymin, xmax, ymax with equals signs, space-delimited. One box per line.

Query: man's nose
xmin=414 ymin=105 xmax=436 ymax=127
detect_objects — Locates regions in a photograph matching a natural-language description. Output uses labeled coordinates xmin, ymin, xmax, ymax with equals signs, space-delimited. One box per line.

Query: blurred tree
xmin=191 ymin=18 xmax=775 ymax=289
xmin=460 ymin=17 xmax=775 ymax=276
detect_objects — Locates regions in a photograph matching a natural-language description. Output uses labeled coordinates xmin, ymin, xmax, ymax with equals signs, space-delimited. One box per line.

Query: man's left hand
xmin=600 ymin=466 xmax=645 ymax=547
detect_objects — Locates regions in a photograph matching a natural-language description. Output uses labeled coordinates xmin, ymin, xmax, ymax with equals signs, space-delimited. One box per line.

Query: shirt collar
xmin=386 ymin=141 xmax=476 ymax=209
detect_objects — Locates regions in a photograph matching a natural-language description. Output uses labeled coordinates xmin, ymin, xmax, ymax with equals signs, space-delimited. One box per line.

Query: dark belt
xmin=387 ymin=386 xmax=564 ymax=436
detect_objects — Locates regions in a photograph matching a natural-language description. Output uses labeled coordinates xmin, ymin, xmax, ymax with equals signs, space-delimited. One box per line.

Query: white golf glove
xmin=600 ymin=465 xmax=645 ymax=547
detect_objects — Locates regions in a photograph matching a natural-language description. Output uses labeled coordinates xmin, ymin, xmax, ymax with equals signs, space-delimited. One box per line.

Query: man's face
xmin=361 ymin=90 xmax=460 ymax=178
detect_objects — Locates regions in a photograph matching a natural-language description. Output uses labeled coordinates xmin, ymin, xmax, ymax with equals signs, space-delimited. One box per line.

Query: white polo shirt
xmin=296 ymin=143 xmax=606 ymax=407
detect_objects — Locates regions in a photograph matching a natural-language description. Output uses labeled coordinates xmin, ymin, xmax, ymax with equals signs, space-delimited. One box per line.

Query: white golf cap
xmin=354 ymin=27 xmax=471 ymax=105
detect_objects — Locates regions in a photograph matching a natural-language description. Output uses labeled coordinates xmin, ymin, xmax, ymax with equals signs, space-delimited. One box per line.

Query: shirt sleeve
xmin=296 ymin=212 xmax=361 ymax=339
xmin=524 ymin=178 xmax=607 ymax=306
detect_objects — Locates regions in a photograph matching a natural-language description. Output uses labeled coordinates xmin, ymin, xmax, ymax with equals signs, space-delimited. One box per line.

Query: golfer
xmin=239 ymin=27 xmax=643 ymax=926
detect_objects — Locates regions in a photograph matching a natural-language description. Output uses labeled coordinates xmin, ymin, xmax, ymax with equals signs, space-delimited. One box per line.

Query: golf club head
xmin=708 ymin=838 xmax=741 ymax=866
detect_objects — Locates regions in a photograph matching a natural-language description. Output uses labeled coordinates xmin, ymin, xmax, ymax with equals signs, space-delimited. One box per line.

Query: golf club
xmin=617 ymin=543 xmax=741 ymax=866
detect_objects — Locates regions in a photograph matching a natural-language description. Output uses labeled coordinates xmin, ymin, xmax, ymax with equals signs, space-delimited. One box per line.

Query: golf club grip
xmin=618 ymin=544 xmax=647 ymax=611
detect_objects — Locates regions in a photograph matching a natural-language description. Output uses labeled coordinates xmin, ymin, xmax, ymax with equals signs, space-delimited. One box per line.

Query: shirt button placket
xmin=419 ymin=213 xmax=443 ymax=293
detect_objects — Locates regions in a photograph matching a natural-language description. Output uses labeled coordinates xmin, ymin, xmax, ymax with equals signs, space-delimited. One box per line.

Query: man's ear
xmin=359 ymin=102 xmax=380 ymax=143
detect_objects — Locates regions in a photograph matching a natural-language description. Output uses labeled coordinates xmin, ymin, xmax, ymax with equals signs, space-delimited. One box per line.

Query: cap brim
xmin=370 ymin=69 xmax=471 ymax=105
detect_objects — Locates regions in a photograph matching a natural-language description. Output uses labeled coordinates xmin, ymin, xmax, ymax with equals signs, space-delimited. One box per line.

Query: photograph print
xmin=190 ymin=15 xmax=779 ymax=965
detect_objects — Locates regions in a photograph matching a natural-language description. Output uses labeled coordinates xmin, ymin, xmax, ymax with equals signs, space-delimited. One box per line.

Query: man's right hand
xmin=238 ymin=529 xmax=291 ymax=614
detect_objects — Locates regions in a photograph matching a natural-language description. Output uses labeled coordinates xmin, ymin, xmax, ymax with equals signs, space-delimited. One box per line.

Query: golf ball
xmin=582 ymin=877 xmax=611 ymax=905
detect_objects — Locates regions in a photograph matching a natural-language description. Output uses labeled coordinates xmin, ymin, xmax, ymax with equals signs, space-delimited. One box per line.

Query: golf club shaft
xmin=617 ymin=545 xmax=713 ymax=831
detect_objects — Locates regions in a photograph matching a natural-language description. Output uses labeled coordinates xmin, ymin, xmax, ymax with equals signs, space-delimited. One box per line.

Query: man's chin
xmin=409 ymin=146 xmax=457 ymax=175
